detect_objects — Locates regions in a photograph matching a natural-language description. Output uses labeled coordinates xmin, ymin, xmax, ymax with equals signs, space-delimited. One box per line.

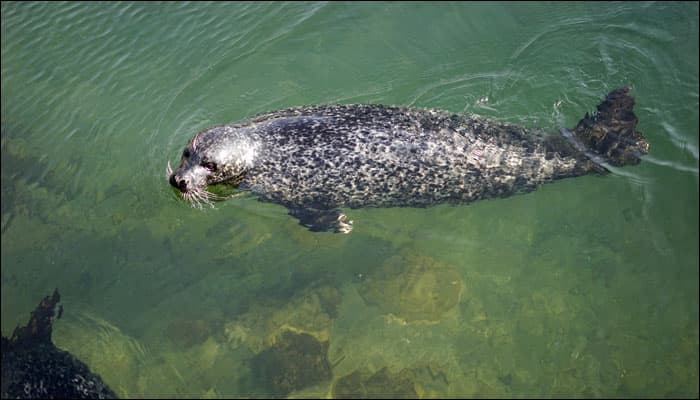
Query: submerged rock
xmin=224 ymin=284 xmax=340 ymax=354
xmin=358 ymin=252 xmax=465 ymax=323
xmin=250 ymin=330 xmax=332 ymax=397
xmin=332 ymin=367 xmax=417 ymax=399
xmin=165 ymin=319 xmax=215 ymax=349
xmin=1 ymin=289 xmax=117 ymax=399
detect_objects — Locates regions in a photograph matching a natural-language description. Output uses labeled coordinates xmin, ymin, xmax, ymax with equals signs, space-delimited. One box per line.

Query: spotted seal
xmin=1 ymin=289 xmax=117 ymax=399
xmin=167 ymin=87 xmax=649 ymax=233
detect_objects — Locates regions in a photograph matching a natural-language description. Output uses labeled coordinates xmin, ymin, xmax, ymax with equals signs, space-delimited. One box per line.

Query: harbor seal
xmin=1 ymin=289 xmax=117 ymax=399
xmin=167 ymin=87 xmax=649 ymax=233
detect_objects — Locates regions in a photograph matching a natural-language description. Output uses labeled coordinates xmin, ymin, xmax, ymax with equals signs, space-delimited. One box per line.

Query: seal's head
xmin=167 ymin=125 xmax=259 ymax=207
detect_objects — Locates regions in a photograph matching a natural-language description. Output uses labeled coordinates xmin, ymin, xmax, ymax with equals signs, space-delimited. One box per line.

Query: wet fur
xmin=168 ymin=88 xmax=648 ymax=231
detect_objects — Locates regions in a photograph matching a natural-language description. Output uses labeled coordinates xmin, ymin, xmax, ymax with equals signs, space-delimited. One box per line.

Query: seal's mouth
xmin=166 ymin=161 xmax=219 ymax=208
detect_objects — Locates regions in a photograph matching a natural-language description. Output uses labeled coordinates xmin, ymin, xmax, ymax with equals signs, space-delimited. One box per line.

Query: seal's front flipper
xmin=288 ymin=207 xmax=354 ymax=234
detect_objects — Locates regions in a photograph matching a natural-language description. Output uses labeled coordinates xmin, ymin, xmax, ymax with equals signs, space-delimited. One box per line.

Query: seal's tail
xmin=566 ymin=87 xmax=649 ymax=167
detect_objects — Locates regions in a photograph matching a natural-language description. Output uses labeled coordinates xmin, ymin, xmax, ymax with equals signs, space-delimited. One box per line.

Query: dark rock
xmin=250 ymin=330 xmax=332 ymax=397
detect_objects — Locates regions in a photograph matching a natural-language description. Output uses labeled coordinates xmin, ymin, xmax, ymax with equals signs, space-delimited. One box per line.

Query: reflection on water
xmin=1 ymin=1 xmax=698 ymax=398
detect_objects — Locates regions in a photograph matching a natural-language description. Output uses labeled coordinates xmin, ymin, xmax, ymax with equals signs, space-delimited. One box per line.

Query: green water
xmin=1 ymin=1 xmax=698 ymax=398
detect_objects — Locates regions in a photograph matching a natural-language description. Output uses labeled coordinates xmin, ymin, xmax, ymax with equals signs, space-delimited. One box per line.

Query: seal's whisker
xmin=187 ymin=192 xmax=204 ymax=209
xmin=201 ymin=190 xmax=217 ymax=207
xmin=166 ymin=161 xmax=173 ymax=178
xmin=193 ymin=191 xmax=206 ymax=205
xmin=181 ymin=187 xmax=217 ymax=209
xmin=203 ymin=189 xmax=221 ymax=201
xmin=188 ymin=191 xmax=201 ymax=207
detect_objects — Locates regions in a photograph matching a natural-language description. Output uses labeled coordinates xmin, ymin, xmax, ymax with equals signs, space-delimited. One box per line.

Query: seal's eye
xmin=202 ymin=161 xmax=217 ymax=172
xmin=183 ymin=149 xmax=191 ymax=158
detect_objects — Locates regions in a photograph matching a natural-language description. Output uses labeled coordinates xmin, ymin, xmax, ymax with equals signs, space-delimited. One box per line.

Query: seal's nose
xmin=169 ymin=174 xmax=187 ymax=192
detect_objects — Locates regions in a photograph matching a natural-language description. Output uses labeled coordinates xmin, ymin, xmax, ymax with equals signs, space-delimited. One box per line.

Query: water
xmin=1 ymin=2 xmax=697 ymax=397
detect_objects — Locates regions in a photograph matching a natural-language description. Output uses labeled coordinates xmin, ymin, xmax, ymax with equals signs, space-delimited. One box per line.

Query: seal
xmin=167 ymin=87 xmax=649 ymax=233
xmin=1 ymin=289 xmax=117 ymax=399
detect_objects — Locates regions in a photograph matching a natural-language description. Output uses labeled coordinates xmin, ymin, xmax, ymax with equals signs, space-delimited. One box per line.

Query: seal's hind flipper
xmin=288 ymin=207 xmax=353 ymax=234
xmin=569 ymin=87 xmax=650 ymax=167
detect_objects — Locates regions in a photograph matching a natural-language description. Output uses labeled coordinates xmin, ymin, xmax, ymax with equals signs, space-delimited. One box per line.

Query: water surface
xmin=2 ymin=2 xmax=698 ymax=398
